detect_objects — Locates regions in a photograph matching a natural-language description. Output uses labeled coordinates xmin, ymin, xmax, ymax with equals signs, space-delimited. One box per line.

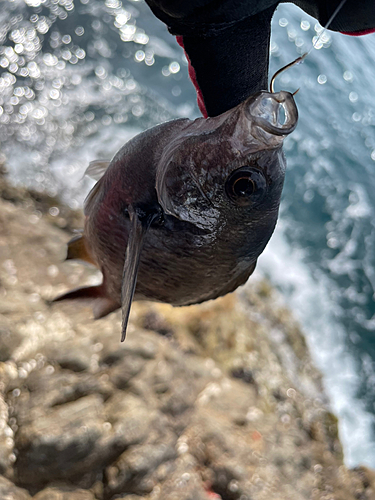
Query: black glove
xmin=145 ymin=0 xmax=375 ymax=116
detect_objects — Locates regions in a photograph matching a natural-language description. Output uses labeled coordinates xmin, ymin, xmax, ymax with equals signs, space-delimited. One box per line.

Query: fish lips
xmin=245 ymin=90 xmax=298 ymax=137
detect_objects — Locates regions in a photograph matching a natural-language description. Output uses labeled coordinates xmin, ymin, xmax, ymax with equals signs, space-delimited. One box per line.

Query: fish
xmin=54 ymin=89 xmax=298 ymax=341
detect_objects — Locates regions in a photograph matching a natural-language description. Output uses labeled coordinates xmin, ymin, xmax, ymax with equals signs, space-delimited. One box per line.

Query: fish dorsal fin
xmin=84 ymin=177 xmax=104 ymax=216
xmin=83 ymin=160 xmax=110 ymax=216
xmin=84 ymin=160 xmax=111 ymax=181
xmin=121 ymin=206 xmax=163 ymax=342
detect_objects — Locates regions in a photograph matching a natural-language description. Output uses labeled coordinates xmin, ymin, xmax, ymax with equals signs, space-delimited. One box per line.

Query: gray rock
xmin=32 ymin=486 xmax=96 ymax=500
xmin=0 ymin=395 xmax=13 ymax=475
xmin=43 ymin=339 xmax=93 ymax=372
xmin=15 ymin=394 xmax=116 ymax=484
xmin=104 ymin=393 xmax=154 ymax=447
xmin=0 ymin=182 xmax=374 ymax=500
xmin=153 ymin=454 xmax=212 ymax=500
xmin=10 ymin=370 xmax=112 ymax=426
xmin=100 ymin=332 xmax=158 ymax=365
xmin=105 ymin=430 xmax=177 ymax=496
xmin=107 ymin=355 xmax=146 ymax=390
xmin=0 ymin=317 xmax=22 ymax=362
xmin=0 ymin=475 xmax=31 ymax=500
xmin=110 ymin=496 xmax=145 ymax=500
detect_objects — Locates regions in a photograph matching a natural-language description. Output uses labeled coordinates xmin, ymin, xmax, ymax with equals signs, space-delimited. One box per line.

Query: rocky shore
xmin=0 ymin=175 xmax=374 ymax=500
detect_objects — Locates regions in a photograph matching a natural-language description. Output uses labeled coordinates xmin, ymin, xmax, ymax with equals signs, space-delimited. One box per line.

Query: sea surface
xmin=1 ymin=0 xmax=375 ymax=467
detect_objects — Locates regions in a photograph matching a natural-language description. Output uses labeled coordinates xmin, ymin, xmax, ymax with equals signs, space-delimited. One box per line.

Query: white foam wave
xmin=49 ymin=125 xmax=141 ymax=206
xmin=256 ymin=217 xmax=375 ymax=467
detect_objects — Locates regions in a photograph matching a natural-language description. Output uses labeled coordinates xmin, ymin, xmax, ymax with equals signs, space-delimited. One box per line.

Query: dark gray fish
xmin=54 ymin=90 xmax=298 ymax=341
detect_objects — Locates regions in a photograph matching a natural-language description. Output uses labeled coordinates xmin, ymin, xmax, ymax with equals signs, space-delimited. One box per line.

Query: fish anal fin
xmin=66 ymin=234 xmax=96 ymax=266
xmin=53 ymin=284 xmax=104 ymax=303
xmin=233 ymin=260 xmax=257 ymax=290
xmin=52 ymin=284 xmax=119 ymax=319
xmin=248 ymin=260 xmax=257 ymax=278
xmin=93 ymin=296 xmax=119 ymax=319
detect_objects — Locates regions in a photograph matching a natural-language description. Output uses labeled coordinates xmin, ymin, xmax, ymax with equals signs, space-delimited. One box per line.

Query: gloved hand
xmin=145 ymin=0 xmax=375 ymax=116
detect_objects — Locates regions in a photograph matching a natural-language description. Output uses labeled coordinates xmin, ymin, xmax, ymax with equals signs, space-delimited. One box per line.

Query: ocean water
xmin=1 ymin=0 xmax=375 ymax=467
xmin=265 ymin=10 xmax=375 ymax=467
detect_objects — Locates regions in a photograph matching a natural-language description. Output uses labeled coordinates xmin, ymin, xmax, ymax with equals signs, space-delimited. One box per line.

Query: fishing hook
xmin=270 ymin=0 xmax=348 ymax=94
xmin=270 ymin=52 xmax=307 ymax=94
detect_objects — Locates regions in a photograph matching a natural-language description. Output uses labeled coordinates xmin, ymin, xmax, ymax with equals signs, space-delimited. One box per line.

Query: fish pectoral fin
xmin=121 ymin=205 xmax=162 ymax=342
xmin=121 ymin=207 xmax=147 ymax=342
xmin=52 ymin=284 xmax=119 ymax=319
xmin=66 ymin=233 xmax=97 ymax=266
xmin=84 ymin=160 xmax=111 ymax=181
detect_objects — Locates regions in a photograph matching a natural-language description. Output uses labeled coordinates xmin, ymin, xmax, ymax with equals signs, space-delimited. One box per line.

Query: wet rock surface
xmin=0 ymin=178 xmax=375 ymax=499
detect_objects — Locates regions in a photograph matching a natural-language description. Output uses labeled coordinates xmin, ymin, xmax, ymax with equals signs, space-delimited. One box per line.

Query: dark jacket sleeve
xmin=145 ymin=0 xmax=375 ymax=117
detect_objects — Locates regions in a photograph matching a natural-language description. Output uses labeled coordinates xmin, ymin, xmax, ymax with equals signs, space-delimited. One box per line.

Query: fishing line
xmin=270 ymin=0 xmax=348 ymax=93
xmin=307 ymin=0 xmax=348 ymax=55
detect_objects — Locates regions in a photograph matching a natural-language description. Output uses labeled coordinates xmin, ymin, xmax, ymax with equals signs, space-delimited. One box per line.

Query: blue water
xmin=265 ymin=11 xmax=375 ymax=466
xmin=1 ymin=0 xmax=375 ymax=467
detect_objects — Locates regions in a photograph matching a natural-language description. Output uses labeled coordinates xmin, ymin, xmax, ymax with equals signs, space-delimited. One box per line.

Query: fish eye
xmin=225 ymin=167 xmax=267 ymax=206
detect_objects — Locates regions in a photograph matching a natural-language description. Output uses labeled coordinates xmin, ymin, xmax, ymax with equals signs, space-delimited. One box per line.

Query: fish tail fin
xmin=66 ymin=234 xmax=96 ymax=266
xmin=52 ymin=284 xmax=119 ymax=319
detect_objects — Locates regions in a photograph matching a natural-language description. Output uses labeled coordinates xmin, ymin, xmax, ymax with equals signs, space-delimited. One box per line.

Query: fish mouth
xmin=246 ymin=91 xmax=298 ymax=137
